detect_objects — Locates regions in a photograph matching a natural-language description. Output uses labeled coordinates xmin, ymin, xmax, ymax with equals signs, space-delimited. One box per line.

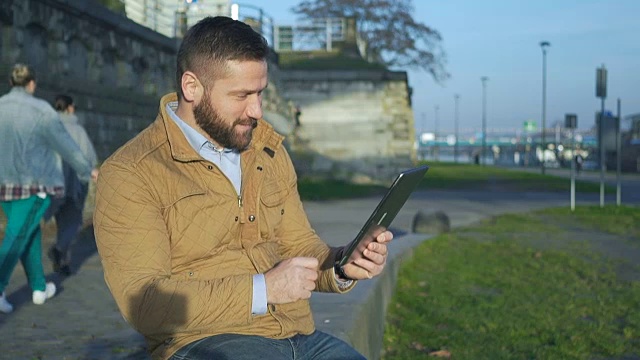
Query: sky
xmin=236 ymin=0 xmax=640 ymax=134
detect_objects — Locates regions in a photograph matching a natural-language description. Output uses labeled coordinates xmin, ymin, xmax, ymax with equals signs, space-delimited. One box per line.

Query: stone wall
xmin=0 ymin=0 xmax=298 ymax=162
xmin=279 ymin=69 xmax=417 ymax=182
xmin=0 ymin=0 xmax=179 ymax=161
xmin=0 ymin=0 xmax=414 ymax=181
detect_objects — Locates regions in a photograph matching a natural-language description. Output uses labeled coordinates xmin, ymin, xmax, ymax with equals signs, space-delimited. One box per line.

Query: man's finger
xmin=377 ymin=231 xmax=393 ymax=243
xmin=368 ymin=242 xmax=388 ymax=255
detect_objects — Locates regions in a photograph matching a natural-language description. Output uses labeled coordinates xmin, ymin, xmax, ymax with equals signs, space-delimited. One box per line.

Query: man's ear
xmin=26 ymin=80 xmax=36 ymax=94
xmin=181 ymin=71 xmax=203 ymax=103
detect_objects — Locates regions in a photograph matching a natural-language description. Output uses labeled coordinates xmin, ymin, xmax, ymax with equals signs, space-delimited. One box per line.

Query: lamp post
xmin=540 ymin=41 xmax=551 ymax=174
xmin=434 ymin=105 xmax=440 ymax=161
xmin=454 ymin=94 xmax=460 ymax=163
xmin=596 ymin=64 xmax=607 ymax=207
xmin=481 ymin=76 xmax=489 ymax=165
xmin=420 ymin=112 xmax=426 ymax=160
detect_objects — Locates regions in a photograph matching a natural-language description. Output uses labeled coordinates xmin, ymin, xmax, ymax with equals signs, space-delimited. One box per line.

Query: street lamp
xmin=540 ymin=40 xmax=551 ymax=174
xmin=481 ymin=76 xmax=489 ymax=165
xmin=434 ymin=105 xmax=440 ymax=161
xmin=454 ymin=94 xmax=460 ymax=163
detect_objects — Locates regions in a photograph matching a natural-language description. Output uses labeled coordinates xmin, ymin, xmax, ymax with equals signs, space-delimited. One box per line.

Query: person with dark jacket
xmin=45 ymin=95 xmax=98 ymax=276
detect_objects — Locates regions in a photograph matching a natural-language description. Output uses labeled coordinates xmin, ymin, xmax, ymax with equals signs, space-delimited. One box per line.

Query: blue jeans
xmin=50 ymin=183 xmax=87 ymax=255
xmin=45 ymin=166 xmax=89 ymax=256
xmin=170 ymin=331 xmax=366 ymax=360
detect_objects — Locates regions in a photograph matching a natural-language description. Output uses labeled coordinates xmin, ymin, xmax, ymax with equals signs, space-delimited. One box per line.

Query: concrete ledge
xmin=310 ymin=233 xmax=432 ymax=360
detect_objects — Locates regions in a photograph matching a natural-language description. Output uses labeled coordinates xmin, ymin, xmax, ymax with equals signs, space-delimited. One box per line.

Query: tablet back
xmin=337 ymin=164 xmax=429 ymax=267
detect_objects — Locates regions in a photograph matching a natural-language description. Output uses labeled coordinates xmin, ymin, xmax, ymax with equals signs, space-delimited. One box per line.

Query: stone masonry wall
xmin=0 ymin=0 xmax=413 ymax=181
xmin=0 ymin=0 xmax=178 ymax=161
xmin=279 ymin=69 xmax=416 ymax=182
xmin=0 ymin=0 xmax=298 ymax=162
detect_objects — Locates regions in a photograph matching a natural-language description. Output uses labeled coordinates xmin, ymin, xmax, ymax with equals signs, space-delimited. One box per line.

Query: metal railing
xmin=123 ymin=0 xmax=176 ymax=38
xmin=122 ymin=1 xmax=348 ymax=53
xmin=231 ymin=3 xmax=275 ymax=47
xmin=274 ymin=18 xmax=345 ymax=52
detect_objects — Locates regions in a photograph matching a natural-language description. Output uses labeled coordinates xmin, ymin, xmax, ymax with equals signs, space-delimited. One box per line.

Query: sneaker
xmin=0 ymin=292 xmax=13 ymax=313
xmin=32 ymin=282 xmax=56 ymax=305
xmin=58 ymin=264 xmax=72 ymax=277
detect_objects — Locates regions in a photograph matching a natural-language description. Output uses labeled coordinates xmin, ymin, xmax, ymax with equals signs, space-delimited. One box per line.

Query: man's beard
xmin=193 ymin=97 xmax=258 ymax=151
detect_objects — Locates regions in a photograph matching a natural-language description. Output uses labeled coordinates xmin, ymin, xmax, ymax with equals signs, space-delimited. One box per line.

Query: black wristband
xmin=334 ymin=263 xmax=354 ymax=281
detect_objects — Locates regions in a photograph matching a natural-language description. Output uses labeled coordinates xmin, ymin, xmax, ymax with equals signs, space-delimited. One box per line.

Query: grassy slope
xmin=418 ymin=162 xmax=614 ymax=193
xmin=297 ymin=162 xmax=613 ymax=201
xmin=383 ymin=205 xmax=640 ymax=359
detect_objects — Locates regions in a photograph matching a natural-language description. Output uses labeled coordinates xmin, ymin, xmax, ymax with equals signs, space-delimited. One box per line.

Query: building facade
xmin=123 ymin=0 xmax=231 ymax=38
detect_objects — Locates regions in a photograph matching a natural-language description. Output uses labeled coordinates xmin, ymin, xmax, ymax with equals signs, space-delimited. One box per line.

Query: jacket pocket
xmin=260 ymin=179 xmax=289 ymax=207
xmin=259 ymin=180 xmax=289 ymax=240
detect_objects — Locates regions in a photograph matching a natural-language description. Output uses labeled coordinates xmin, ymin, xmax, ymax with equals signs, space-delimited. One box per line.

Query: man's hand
xmin=91 ymin=168 xmax=99 ymax=182
xmin=341 ymin=230 xmax=393 ymax=280
xmin=265 ymin=257 xmax=318 ymax=304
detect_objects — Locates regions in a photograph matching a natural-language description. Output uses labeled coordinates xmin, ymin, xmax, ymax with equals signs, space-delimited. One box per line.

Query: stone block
xmin=412 ymin=210 xmax=451 ymax=234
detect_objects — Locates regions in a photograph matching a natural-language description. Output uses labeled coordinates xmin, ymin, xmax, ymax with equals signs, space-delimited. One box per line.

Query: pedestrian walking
xmin=0 ymin=64 xmax=97 ymax=313
xmin=45 ymin=95 xmax=98 ymax=276
xmin=575 ymin=154 xmax=583 ymax=175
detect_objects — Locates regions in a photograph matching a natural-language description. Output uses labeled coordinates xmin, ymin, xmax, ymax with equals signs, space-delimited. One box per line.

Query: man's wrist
xmin=333 ymin=264 xmax=355 ymax=290
xmin=334 ymin=263 xmax=354 ymax=281
xmin=334 ymin=247 xmax=354 ymax=281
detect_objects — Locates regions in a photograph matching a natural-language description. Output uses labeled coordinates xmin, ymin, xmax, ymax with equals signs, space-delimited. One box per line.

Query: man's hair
xmin=176 ymin=16 xmax=269 ymax=99
xmin=54 ymin=94 xmax=74 ymax=112
xmin=10 ymin=63 xmax=35 ymax=87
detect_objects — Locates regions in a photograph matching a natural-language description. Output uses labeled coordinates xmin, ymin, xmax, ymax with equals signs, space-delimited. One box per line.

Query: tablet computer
xmin=336 ymin=164 xmax=429 ymax=267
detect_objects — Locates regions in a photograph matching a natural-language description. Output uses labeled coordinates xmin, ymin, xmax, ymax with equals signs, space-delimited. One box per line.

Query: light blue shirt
xmin=166 ymin=102 xmax=268 ymax=315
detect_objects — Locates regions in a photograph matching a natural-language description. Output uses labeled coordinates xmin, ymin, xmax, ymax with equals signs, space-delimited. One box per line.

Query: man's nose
xmin=246 ymin=95 xmax=263 ymax=120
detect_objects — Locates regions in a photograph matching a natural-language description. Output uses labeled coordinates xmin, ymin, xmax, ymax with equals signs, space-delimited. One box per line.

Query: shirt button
xmin=269 ymin=304 xmax=276 ymax=311
xmin=235 ymin=216 xmax=239 ymax=222
xmin=249 ymin=215 xmax=255 ymax=222
xmin=207 ymin=165 xmax=213 ymax=170
xmin=188 ymin=272 xmax=194 ymax=276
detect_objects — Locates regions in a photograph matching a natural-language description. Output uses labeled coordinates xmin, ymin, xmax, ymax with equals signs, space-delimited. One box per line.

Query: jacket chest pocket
xmin=167 ymin=190 xmax=239 ymax=258
xmin=259 ymin=179 xmax=289 ymax=240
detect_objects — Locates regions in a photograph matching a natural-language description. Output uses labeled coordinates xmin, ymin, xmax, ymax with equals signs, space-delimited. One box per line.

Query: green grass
xmin=544 ymin=205 xmax=640 ymax=239
xmin=278 ymin=50 xmax=387 ymax=70
xmin=383 ymin=206 xmax=640 ymax=360
xmin=419 ymin=161 xmax=614 ymax=193
xmin=294 ymin=162 xmax=614 ymax=201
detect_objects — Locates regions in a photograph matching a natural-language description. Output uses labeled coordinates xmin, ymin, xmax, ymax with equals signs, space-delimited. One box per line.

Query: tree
xmin=96 ymin=0 xmax=126 ymax=15
xmin=291 ymin=0 xmax=449 ymax=82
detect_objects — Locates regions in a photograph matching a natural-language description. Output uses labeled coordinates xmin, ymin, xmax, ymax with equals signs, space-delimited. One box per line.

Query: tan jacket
xmin=94 ymin=93 xmax=354 ymax=359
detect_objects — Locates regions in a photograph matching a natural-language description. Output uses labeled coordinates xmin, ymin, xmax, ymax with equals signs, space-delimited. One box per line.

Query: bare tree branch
xmin=291 ymin=0 xmax=449 ymax=83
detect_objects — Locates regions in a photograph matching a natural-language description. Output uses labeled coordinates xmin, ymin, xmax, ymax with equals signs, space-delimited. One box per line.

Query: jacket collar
xmin=10 ymin=87 xmax=32 ymax=97
xmin=59 ymin=113 xmax=79 ymax=125
xmin=157 ymin=93 xmax=284 ymax=163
